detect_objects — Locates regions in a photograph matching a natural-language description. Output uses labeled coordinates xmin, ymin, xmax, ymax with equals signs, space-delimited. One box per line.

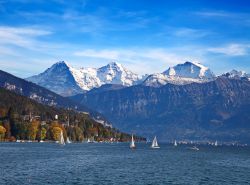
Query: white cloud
xmin=194 ymin=11 xmax=250 ymax=27
xmin=0 ymin=26 xmax=52 ymax=50
xmin=195 ymin=11 xmax=231 ymax=17
xmin=174 ymin=28 xmax=210 ymax=38
xmin=207 ymin=44 xmax=250 ymax=56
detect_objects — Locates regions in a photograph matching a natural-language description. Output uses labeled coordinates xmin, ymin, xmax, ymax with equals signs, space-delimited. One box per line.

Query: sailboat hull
xmin=151 ymin=136 xmax=160 ymax=149
xmin=151 ymin=146 xmax=160 ymax=149
xmin=130 ymin=134 xmax=136 ymax=149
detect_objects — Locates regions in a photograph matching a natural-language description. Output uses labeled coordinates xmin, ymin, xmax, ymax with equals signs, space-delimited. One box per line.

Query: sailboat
xmin=174 ymin=140 xmax=177 ymax=147
xmin=59 ymin=131 xmax=65 ymax=145
xmin=189 ymin=146 xmax=199 ymax=151
xmin=130 ymin=134 xmax=136 ymax=149
xmin=151 ymin=136 xmax=160 ymax=149
xmin=66 ymin=137 xmax=72 ymax=144
xmin=87 ymin=138 xmax=94 ymax=143
xmin=214 ymin=140 xmax=218 ymax=146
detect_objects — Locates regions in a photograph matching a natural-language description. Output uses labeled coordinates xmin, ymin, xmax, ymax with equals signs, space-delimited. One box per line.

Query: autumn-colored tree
xmin=51 ymin=126 xmax=62 ymax=141
xmin=88 ymin=127 xmax=98 ymax=137
xmin=3 ymin=121 xmax=11 ymax=139
xmin=40 ymin=127 xmax=47 ymax=140
xmin=0 ymin=125 xmax=6 ymax=141
xmin=27 ymin=121 xmax=39 ymax=140
xmin=50 ymin=121 xmax=67 ymax=138
xmin=75 ymin=126 xmax=84 ymax=141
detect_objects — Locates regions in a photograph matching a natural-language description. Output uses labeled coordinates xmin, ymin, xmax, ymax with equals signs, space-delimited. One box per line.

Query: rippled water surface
xmin=0 ymin=143 xmax=250 ymax=185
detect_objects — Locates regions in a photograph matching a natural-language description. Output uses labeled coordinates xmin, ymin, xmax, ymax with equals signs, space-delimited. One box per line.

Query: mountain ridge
xmin=27 ymin=61 xmax=142 ymax=96
xmin=0 ymin=69 xmax=112 ymax=127
xmin=26 ymin=60 xmax=250 ymax=96
xmin=72 ymin=77 xmax=250 ymax=142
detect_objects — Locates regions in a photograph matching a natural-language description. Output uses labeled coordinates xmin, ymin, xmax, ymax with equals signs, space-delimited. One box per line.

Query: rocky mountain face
xmin=26 ymin=61 xmax=84 ymax=97
xmin=143 ymin=61 xmax=216 ymax=87
xmin=0 ymin=70 xmax=111 ymax=126
xmin=72 ymin=77 xmax=250 ymax=142
xmin=27 ymin=61 xmax=142 ymax=96
xmin=26 ymin=61 xmax=216 ymax=96
xmin=221 ymin=69 xmax=250 ymax=80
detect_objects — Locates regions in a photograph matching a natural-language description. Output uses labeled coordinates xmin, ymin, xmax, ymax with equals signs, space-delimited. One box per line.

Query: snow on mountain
xmin=222 ymin=69 xmax=250 ymax=80
xmin=143 ymin=61 xmax=216 ymax=87
xmin=26 ymin=61 xmax=84 ymax=96
xmin=97 ymin=62 xmax=140 ymax=86
xmin=69 ymin=62 xmax=141 ymax=91
xmin=27 ymin=61 xmax=142 ymax=96
xmin=27 ymin=60 xmax=249 ymax=96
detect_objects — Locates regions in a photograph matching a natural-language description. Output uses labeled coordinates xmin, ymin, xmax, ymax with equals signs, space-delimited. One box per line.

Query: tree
xmin=0 ymin=126 xmax=6 ymax=141
xmin=3 ymin=121 xmax=11 ymax=139
xmin=51 ymin=126 xmax=62 ymax=141
xmin=27 ymin=121 xmax=39 ymax=140
xmin=8 ymin=107 xmax=18 ymax=137
xmin=75 ymin=126 xmax=83 ymax=141
xmin=40 ymin=127 xmax=47 ymax=140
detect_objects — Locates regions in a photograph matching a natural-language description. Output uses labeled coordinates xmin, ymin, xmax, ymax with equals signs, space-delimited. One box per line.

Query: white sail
xmin=130 ymin=134 xmax=136 ymax=148
xmin=151 ymin=136 xmax=160 ymax=148
xmin=174 ymin=140 xmax=177 ymax=147
xmin=214 ymin=141 xmax=218 ymax=146
xmin=59 ymin=131 xmax=65 ymax=145
xmin=66 ymin=137 xmax=71 ymax=144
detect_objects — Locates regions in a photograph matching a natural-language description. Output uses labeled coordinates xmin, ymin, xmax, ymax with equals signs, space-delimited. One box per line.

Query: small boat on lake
xmin=59 ymin=131 xmax=65 ymax=145
xmin=189 ymin=146 xmax=199 ymax=151
xmin=214 ymin=140 xmax=218 ymax=146
xmin=66 ymin=137 xmax=71 ymax=144
xmin=130 ymin=134 xmax=136 ymax=149
xmin=151 ymin=136 xmax=160 ymax=149
xmin=174 ymin=140 xmax=178 ymax=147
xmin=87 ymin=138 xmax=94 ymax=143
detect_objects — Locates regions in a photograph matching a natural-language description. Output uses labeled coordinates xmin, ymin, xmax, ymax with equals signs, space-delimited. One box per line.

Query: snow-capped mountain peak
xmin=97 ymin=61 xmax=140 ymax=86
xmin=222 ymin=69 xmax=250 ymax=80
xmin=27 ymin=61 xmax=142 ymax=96
xmin=163 ymin=61 xmax=214 ymax=79
xmin=46 ymin=61 xmax=69 ymax=72
xmin=27 ymin=60 xmax=249 ymax=96
xmin=26 ymin=61 xmax=83 ymax=96
xmin=143 ymin=61 xmax=215 ymax=87
xmin=106 ymin=61 xmax=123 ymax=68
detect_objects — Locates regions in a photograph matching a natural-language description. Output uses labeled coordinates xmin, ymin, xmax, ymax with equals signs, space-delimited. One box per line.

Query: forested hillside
xmin=0 ymin=88 xmax=144 ymax=142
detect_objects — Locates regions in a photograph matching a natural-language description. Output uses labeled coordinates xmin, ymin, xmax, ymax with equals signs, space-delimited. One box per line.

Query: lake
xmin=0 ymin=143 xmax=250 ymax=185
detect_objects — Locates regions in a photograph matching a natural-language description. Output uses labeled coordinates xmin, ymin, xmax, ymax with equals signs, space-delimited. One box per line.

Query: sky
xmin=0 ymin=0 xmax=250 ymax=77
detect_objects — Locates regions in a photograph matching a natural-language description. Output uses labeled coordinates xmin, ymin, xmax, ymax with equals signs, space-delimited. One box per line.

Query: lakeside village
xmin=0 ymin=107 xmax=144 ymax=143
xmin=0 ymin=109 xmax=247 ymax=147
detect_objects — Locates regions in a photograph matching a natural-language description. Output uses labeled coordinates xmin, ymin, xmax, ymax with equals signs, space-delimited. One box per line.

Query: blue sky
xmin=0 ymin=0 xmax=250 ymax=77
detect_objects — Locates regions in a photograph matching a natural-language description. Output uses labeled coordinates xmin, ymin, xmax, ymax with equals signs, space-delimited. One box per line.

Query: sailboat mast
xmin=130 ymin=134 xmax=136 ymax=148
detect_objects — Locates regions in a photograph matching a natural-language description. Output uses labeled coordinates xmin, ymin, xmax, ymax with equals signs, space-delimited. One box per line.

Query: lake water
xmin=0 ymin=143 xmax=250 ymax=185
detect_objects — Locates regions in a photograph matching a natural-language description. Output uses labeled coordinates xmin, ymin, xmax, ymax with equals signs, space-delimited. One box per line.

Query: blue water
xmin=0 ymin=143 xmax=250 ymax=185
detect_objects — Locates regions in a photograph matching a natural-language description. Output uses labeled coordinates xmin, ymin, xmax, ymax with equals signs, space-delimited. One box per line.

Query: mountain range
xmin=72 ymin=77 xmax=250 ymax=142
xmin=26 ymin=61 xmax=143 ymax=96
xmin=0 ymin=70 xmax=112 ymax=127
xmin=1 ymin=60 xmax=250 ymax=142
xmin=26 ymin=61 xmax=250 ymax=97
